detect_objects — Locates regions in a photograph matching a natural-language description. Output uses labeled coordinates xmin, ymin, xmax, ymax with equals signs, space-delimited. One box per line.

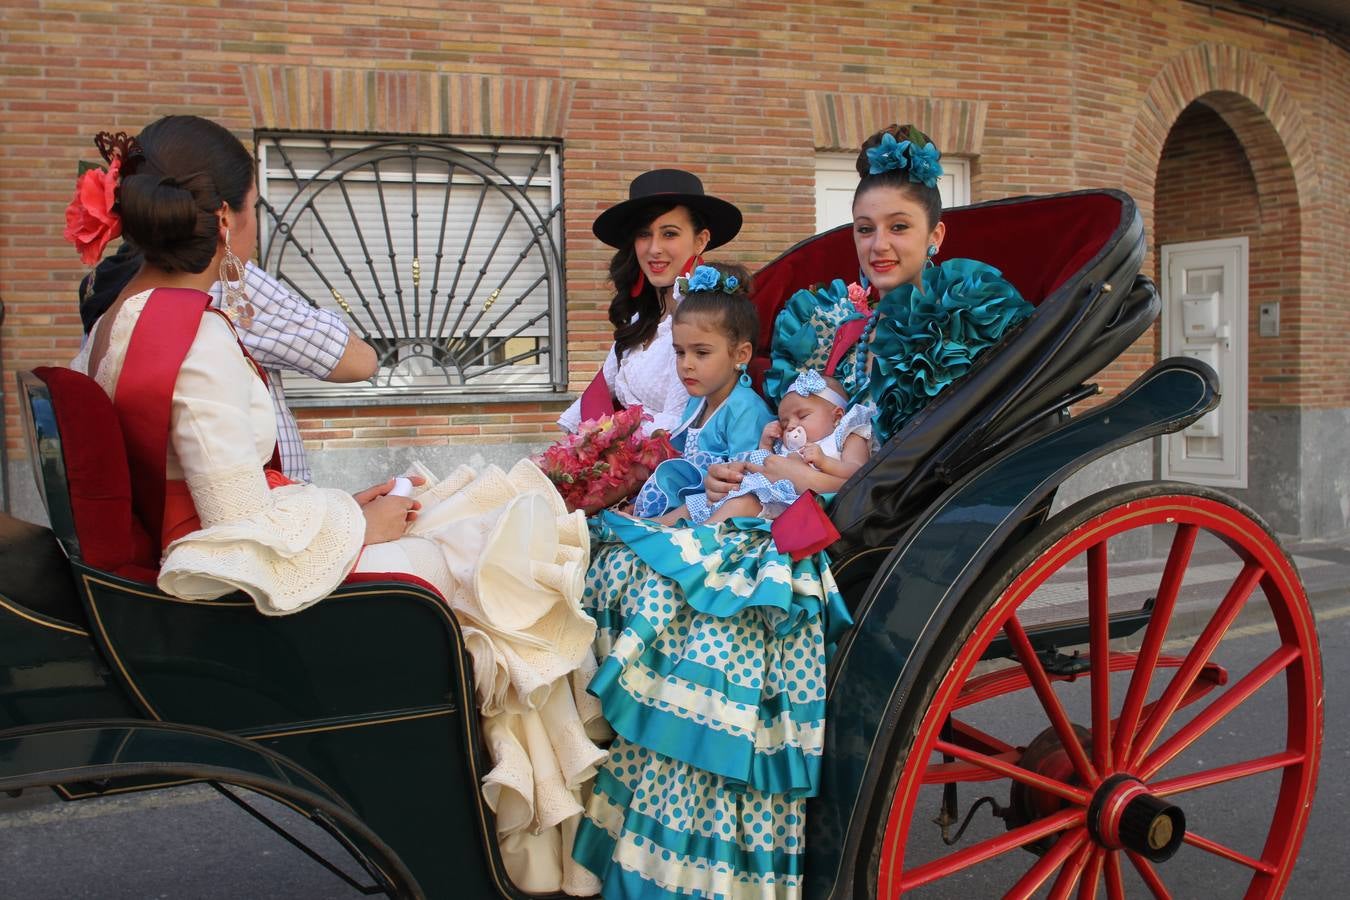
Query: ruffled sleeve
xmin=156 ymin=314 xmax=365 ymax=615
xmin=831 ymin=401 xmax=878 ymax=453
xmin=867 ymin=259 xmax=1033 ymax=444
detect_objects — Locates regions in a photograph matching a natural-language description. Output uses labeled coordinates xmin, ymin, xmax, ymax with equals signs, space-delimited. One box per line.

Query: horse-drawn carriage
xmin=0 ymin=189 xmax=1321 ymax=897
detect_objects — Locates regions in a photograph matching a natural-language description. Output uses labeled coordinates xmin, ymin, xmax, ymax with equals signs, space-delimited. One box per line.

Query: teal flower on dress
xmin=866 ymin=132 xmax=912 ymax=176
xmin=866 ymin=258 xmax=1034 ymax=443
xmin=907 ymin=142 xmax=944 ymax=188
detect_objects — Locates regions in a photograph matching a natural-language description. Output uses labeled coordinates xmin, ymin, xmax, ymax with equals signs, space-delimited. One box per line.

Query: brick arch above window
xmin=242 ymin=66 xmax=575 ymax=139
xmin=803 ymin=92 xmax=987 ymax=157
xmin=1126 ymin=43 xmax=1320 ymax=211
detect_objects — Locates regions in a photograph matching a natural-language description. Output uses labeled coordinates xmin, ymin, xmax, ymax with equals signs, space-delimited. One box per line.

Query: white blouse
xmin=557 ymin=314 xmax=689 ymax=435
xmin=75 ymin=292 xmax=366 ymax=614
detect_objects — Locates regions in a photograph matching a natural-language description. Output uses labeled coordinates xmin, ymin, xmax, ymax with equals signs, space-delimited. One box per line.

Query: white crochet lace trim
xmin=186 ymin=463 xmax=271 ymax=528
xmin=158 ymin=485 xmax=364 ymax=614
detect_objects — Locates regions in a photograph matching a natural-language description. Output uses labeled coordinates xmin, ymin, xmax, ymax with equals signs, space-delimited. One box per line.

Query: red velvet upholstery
xmin=748 ymin=192 xmax=1124 ymax=357
xmin=33 ymin=365 xmax=434 ymax=595
xmin=34 ymin=366 xmax=158 ymax=578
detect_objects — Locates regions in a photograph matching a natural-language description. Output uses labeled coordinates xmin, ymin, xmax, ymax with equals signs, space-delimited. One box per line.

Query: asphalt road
xmin=1 ymin=606 xmax=1346 ymax=898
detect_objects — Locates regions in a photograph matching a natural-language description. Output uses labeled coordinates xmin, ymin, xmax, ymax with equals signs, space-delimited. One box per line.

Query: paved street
xmin=2 ymin=546 xmax=1347 ymax=898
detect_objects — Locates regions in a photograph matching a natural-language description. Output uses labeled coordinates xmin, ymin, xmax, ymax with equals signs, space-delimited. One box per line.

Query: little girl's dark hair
xmin=854 ymin=123 xmax=943 ymax=231
xmin=671 ymin=262 xmax=758 ymax=348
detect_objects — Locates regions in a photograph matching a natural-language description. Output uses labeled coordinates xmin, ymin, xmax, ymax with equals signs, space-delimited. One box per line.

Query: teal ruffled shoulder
xmin=762 ymin=278 xmax=866 ymax=405
xmin=868 ymin=258 xmax=1034 ymax=444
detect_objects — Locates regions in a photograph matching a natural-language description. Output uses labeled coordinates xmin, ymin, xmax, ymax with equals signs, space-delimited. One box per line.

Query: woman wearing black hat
xmin=557 ymin=169 xmax=742 ymax=435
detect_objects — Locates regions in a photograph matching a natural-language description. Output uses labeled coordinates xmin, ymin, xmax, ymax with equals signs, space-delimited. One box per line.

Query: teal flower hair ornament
xmin=866 ymin=131 xmax=945 ymax=189
xmin=674 ymin=264 xmax=745 ymax=300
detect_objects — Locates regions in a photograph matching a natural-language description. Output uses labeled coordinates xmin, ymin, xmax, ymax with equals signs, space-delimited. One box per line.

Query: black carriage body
xmin=1 ymin=189 xmax=1319 ymax=899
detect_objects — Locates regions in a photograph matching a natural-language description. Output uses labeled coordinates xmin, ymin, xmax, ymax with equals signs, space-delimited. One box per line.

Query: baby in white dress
xmin=713 ymin=370 xmax=876 ymax=520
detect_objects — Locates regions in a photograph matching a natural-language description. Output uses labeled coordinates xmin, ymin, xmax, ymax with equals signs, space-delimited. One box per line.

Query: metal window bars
xmin=257 ymin=136 xmax=567 ymax=403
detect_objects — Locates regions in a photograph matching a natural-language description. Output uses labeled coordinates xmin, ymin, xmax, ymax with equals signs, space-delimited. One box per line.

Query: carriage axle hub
xmin=1086 ymin=774 xmax=1186 ymax=862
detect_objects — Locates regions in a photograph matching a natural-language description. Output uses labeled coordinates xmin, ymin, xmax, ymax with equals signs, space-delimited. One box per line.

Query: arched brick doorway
xmin=1153 ymin=92 xmax=1302 ymax=533
xmin=1124 ymin=43 xmax=1339 ymax=539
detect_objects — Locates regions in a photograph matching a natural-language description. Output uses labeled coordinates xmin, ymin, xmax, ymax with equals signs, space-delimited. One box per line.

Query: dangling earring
xmin=219 ymin=228 xmax=255 ymax=329
xmin=629 ymin=269 xmax=646 ymax=299
xmin=857 ymin=269 xmax=870 ymax=291
xmin=925 ymin=243 xmax=938 ymax=269
xmin=737 ymin=362 xmax=751 ymax=387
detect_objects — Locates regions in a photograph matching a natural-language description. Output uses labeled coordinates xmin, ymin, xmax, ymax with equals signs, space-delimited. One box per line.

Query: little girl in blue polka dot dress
xmin=572 ymin=263 xmax=853 ymax=898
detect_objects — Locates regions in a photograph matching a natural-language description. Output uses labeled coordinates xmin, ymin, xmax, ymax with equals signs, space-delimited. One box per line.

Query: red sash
xmin=113 ymin=288 xmax=286 ymax=550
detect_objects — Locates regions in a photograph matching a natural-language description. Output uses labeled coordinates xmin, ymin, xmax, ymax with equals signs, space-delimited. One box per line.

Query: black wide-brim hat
xmin=592 ymin=168 xmax=743 ymax=250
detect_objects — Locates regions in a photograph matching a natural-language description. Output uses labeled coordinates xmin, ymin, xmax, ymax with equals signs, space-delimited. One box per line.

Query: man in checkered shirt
xmin=80 ymin=243 xmax=377 ymax=483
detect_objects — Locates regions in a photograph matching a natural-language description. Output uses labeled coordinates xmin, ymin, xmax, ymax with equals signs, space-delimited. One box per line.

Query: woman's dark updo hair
xmin=116 ymin=115 xmax=254 ymax=274
xmin=608 ymin=201 xmax=710 ymax=362
xmin=853 ymin=123 xmax=943 ymax=231
xmin=670 ymin=262 xmax=757 ymax=349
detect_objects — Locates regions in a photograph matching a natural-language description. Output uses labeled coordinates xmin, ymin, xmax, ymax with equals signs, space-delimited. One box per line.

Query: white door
xmin=1161 ymin=238 xmax=1249 ymax=487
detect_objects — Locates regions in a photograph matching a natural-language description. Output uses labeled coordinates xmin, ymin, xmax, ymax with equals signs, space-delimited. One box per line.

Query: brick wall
xmin=2 ymin=0 xmax=1348 ymax=462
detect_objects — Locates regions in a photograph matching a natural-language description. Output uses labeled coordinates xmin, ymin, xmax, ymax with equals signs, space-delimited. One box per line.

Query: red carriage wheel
xmin=868 ymin=482 xmax=1322 ymax=898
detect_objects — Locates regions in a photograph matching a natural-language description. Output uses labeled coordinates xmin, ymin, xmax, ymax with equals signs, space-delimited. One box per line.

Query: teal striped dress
xmin=571 ymin=512 xmax=850 ymax=898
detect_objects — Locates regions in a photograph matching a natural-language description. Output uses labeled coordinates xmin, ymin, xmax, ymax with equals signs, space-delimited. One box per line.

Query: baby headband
xmin=788 ymin=369 xmax=848 ymax=409
xmin=865 ymin=130 xmax=944 ymax=189
xmin=672 ymin=264 xmax=744 ymax=302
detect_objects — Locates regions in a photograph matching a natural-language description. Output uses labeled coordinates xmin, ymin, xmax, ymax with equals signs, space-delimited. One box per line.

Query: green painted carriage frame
xmin=0 ymin=189 xmax=1321 ymax=898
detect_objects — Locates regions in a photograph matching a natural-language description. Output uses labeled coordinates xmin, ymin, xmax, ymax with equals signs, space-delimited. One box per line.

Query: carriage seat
xmin=22 ymin=366 xmax=440 ymax=598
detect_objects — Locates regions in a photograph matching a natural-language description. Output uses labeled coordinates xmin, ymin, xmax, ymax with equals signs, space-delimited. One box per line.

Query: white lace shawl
xmin=557 ymin=314 xmax=689 ymax=435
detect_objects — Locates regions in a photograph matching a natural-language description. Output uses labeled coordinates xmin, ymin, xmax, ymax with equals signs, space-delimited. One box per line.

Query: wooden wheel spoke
xmin=1126 ymin=850 xmax=1172 ymax=899
xmin=1049 ymin=839 xmax=1095 ymax=900
xmin=1127 ymin=561 xmax=1264 ymax=770
xmin=1113 ymin=523 xmax=1197 ymax=764
xmin=1151 ymin=750 xmax=1304 ymax=797
xmin=899 ymin=808 xmax=1084 ymax=891
xmin=949 ymin=716 xmax=1017 ymax=755
xmin=1184 ymin=831 xmax=1279 ymax=875
xmin=1087 ymin=542 xmax=1113 ymax=773
xmin=1078 ymin=847 xmax=1105 ymax=900
xmin=1005 ymin=615 xmax=1099 ymax=785
xmin=1104 ymin=851 xmax=1125 ymax=900
xmin=1138 ymin=644 xmax=1300 ymax=781
xmin=1006 ymin=830 xmax=1090 ymax=900
xmin=934 ymin=739 xmax=1091 ymax=804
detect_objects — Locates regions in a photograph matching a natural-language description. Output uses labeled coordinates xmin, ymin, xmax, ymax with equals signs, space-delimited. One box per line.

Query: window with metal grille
xmin=256 ymin=135 xmax=566 ymax=403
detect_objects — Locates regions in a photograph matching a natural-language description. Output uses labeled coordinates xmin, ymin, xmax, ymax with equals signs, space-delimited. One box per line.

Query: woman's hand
xmin=355 ymin=476 xmax=424 ymax=544
xmin=748 ymin=453 xmax=813 ymax=483
xmin=704 ymin=461 xmax=749 ymax=503
xmin=353 ymin=475 xmax=426 ymax=506
xmin=361 ymin=494 xmax=419 ymax=544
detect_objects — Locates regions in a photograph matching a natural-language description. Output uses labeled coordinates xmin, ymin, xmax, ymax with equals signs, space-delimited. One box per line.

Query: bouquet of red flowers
xmin=535 ymin=406 xmax=678 ymax=515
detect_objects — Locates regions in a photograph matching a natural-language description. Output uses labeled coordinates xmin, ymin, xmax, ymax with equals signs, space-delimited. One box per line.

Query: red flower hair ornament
xmin=64 ymin=131 xmax=140 ymax=265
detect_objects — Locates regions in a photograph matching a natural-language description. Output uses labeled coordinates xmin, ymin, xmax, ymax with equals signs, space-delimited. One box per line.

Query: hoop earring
xmin=219 ymin=229 xmax=255 ymax=329
xmin=737 ymin=362 xmax=751 ymax=387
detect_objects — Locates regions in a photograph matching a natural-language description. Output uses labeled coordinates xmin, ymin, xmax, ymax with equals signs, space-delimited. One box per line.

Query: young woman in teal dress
xmin=574 ymin=126 xmax=1033 ymax=898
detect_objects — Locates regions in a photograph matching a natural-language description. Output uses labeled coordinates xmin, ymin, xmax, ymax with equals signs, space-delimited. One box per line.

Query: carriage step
xmin=979 ymin=603 xmax=1153 ymax=664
